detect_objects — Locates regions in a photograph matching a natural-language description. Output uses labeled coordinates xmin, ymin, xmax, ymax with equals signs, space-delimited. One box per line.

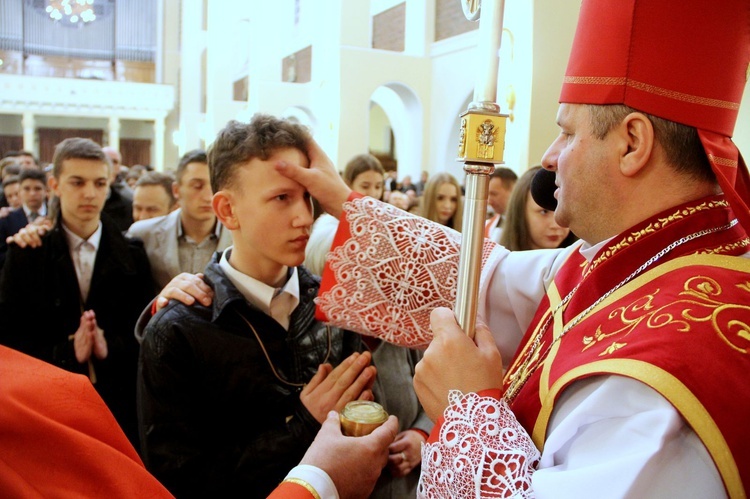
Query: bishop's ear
xmin=212 ymin=191 xmax=239 ymax=230
xmin=619 ymin=112 xmax=655 ymax=177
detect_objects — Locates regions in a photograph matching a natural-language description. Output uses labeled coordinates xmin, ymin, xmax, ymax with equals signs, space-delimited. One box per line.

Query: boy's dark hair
xmin=19 ymin=168 xmax=47 ymax=185
xmin=1 ymin=162 xmax=21 ymax=178
xmin=3 ymin=175 xmax=20 ymax=189
xmin=52 ymin=138 xmax=109 ymax=179
xmin=491 ymin=167 xmax=518 ymax=188
xmin=136 ymin=172 xmax=177 ymax=208
xmin=208 ymin=115 xmax=311 ymax=193
xmin=175 ymin=150 xmax=208 ymax=183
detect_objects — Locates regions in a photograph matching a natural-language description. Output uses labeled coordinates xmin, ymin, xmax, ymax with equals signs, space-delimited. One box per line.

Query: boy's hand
xmin=153 ymin=272 xmax=214 ymax=313
xmin=275 ymin=138 xmax=351 ymax=219
xmin=73 ymin=310 xmax=98 ymax=363
xmin=6 ymin=219 xmax=51 ymax=248
xmin=301 ymin=351 xmax=377 ymax=423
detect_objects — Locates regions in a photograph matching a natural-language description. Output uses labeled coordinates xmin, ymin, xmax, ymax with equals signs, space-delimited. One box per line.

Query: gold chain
xmin=236 ymin=310 xmax=332 ymax=388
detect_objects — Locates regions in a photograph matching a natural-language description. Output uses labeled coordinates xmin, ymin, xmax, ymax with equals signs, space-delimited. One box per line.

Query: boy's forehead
xmin=236 ymin=151 xmax=307 ymax=186
xmin=182 ymin=161 xmax=209 ymax=178
xmin=60 ymin=158 xmax=109 ymax=177
xmin=21 ymin=179 xmax=45 ymax=187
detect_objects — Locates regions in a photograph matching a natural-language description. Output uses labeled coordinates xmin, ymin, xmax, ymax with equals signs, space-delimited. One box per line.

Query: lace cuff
xmin=316 ymin=197 xmax=504 ymax=348
xmin=418 ymin=390 xmax=539 ymax=498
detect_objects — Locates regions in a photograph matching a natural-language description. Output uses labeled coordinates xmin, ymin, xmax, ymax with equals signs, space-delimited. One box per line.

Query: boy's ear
xmin=212 ymin=191 xmax=239 ymax=230
xmin=48 ymin=176 xmax=59 ymax=196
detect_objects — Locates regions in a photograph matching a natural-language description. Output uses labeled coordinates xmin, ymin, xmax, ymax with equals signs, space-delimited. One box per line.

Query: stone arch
xmin=369 ymin=82 xmax=423 ymax=181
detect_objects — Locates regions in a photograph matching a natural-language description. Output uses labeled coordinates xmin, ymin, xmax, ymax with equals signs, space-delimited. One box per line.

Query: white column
xmin=404 ymin=0 xmax=432 ymax=57
xmin=108 ymin=116 xmax=121 ymax=151
xmin=154 ymin=117 xmax=166 ymax=172
xmin=22 ymin=112 xmax=35 ymax=153
xmin=179 ymin=0 xmax=206 ymax=154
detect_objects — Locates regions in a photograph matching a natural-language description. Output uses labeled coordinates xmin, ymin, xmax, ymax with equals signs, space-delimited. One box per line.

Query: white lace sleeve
xmin=418 ymin=391 xmax=540 ymax=499
xmin=316 ymin=198 xmax=504 ymax=348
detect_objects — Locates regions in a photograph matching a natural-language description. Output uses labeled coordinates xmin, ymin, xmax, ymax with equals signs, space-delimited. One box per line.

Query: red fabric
xmin=315 ymin=191 xmax=365 ymax=323
xmin=484 ymin=214 xmax=500 ymax=238
xmin=560 ymin=0 xmax=750 ymax=233
xmin=561 ymin=0 xmax=749 ymax=135
xmin=266 ymin=481 xmax=315 ymax=499
xmin=0 ymin=345 xmax=172 ymax=498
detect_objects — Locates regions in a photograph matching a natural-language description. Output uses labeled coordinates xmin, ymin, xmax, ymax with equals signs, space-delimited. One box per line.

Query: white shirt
xmin=62 ymin=223 xmax=102 ymax=303
xmin=478 ymin=240 xmax=726 ymax=498
xmin=218 ymin=247 xmax=300 ymax=331
xmin=305 ymin=213 xmax=339 ymax=276
xmin=23 ymin=202 xmax=46 ymax=221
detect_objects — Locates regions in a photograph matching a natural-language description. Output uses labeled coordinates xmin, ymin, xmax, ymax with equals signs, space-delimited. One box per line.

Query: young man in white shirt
xmin=0 ymin=137 xmax=154 ymax=447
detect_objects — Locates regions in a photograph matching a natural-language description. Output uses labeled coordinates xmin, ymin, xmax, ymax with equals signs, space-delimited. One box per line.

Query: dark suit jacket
xmin=103 ymin=184 xmax=134 ymax=232
xmin=0 ymin=208 xmax=30 ymax=267
xmin=0 ymin=212 xmax=155 ymax=445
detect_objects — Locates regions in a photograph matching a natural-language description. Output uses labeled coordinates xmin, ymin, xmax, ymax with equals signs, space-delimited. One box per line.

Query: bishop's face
xmin=541 ymin=103 xmax=620 ymax=244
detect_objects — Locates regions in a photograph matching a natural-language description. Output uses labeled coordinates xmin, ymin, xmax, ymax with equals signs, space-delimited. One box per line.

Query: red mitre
xmin=560 ymin=0 xmax=750 ymax=231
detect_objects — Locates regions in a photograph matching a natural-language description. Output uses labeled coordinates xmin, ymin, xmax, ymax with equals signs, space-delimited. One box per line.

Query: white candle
xmin=473 ymin=0 xmax=505 ymax=104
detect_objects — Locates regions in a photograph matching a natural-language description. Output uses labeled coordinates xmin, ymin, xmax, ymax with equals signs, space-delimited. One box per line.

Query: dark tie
xmin=28 ymin=212 xmax=39 ymax=222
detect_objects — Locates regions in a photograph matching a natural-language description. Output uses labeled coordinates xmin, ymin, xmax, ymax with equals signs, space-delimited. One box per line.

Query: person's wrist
xmin=408 ymin=428 xmax=429 ymax=441
xmin=282 ymin=477 xmax=322 ymax=499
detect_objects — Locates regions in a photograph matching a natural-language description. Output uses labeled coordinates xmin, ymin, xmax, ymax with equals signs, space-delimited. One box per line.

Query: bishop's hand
xmin=414 ymin=307 xmax=504 ymax=422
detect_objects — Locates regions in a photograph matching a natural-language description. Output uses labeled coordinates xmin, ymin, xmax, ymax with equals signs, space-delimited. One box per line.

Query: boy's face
xmin=3 ymin=183 xmax=20 ymax=209
xmin=20 ymin=178 xmax=46 ymax=211
xmin=222 ymin=148 xmax=312 ymax=286
xmin=174 ymin=161 xmax=214 ymax=224
xmin=49 ymin=158 xmax=109 ymax=227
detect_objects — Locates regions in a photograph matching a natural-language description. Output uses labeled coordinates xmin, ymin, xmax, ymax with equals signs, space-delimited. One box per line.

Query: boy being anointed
xmin=137 ymin=115 xmax=375 ymax=498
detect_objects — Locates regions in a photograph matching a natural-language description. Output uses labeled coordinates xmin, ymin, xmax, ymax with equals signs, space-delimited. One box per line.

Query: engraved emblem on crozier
xmin=476 ymin=119 xmax=497 ymax=159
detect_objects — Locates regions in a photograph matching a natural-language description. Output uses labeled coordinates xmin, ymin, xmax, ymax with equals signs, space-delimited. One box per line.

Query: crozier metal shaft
xmin=455 ymin=0 xmax=507 ymax=337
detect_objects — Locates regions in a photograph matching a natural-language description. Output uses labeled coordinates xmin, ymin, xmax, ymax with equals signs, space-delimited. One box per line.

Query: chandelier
xmin=46 ymin=0 xmax=96 ymax=24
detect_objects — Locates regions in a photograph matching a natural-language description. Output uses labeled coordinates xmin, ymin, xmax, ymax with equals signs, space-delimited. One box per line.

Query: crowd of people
xmin=1 ymin=0 xmax=749 ymax=497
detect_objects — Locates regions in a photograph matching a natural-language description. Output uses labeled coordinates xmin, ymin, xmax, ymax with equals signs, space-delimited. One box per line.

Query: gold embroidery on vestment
xmin=589 ymin=201 xmax=729 ymax=271
xmin=701 ymin=238 xmax=750 ymax=255
xmin=581 ymin=275 xmax=750 ymax=356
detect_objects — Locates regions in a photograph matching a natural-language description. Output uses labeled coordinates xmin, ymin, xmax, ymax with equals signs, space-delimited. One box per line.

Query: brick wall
xmin=372 ymin=3 xmax=406 ymax=52
xmin=435 ymin=0 xmax=479 ymax=41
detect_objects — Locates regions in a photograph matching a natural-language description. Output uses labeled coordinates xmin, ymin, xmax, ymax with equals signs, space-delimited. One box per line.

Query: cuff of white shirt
xmin=284 ymin=464 xmax=339 ymax=499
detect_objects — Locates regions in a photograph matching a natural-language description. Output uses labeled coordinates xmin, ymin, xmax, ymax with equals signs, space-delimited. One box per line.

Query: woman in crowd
xmin=419 ymin=172 xmax=463 ymax=231
xmin=305 ymin=153 xmax=385 ymax=275
xmin=499 ymin=165 xmax=576 ymax=250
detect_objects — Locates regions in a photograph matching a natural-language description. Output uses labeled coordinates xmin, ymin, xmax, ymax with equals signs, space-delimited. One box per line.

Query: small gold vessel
xmin=340 ymin=401 xmax=388 ymax=437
